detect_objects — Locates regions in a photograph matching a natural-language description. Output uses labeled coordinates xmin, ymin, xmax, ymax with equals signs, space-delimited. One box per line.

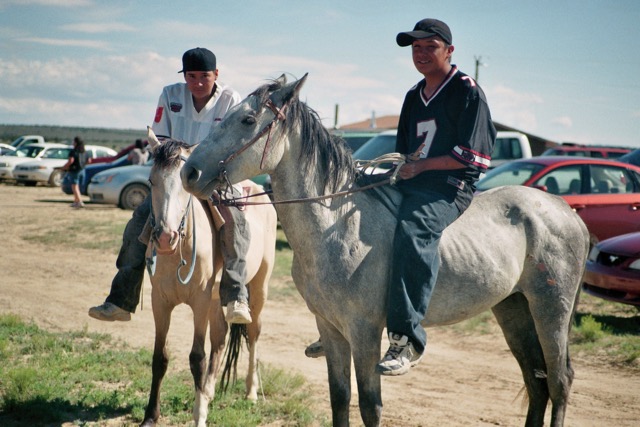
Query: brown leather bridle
xmin=217 ymin=98 xmax=289 ymax=182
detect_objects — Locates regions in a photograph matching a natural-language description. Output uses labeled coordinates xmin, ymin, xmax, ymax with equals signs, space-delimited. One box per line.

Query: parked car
xmin=0 ymin=143 xmax=68 ymax=181
xmin=13 ymin=145 xmax=117 ymax=187
xmin=618 ymin=148 xmax=640 ymax=167
xmin=583 ymin=231 xmax=640 ymax=309
xmin=351 ymin=130 xmax=532 ymax=172
xmin=8 ymin=135 xmax=47 ymax=148
xmin=88 ymin=159 xmax=272 ymax=210
xmin=90 ymin=140 xmax=148 ymax=164
xmin=331 ymin=130 xmax=380 ymax=152
xmin=0 ymin=143 xmax=16 ymax=156
xmin=476 ymin=157 xmax=640 ymax=245
xmin=542 ymin=143 xmax=631 ymax=159
xmin=61 ymin=155 xmax=132 ymax=196
xmin=88 ymin=161 xmax=153 ymax=210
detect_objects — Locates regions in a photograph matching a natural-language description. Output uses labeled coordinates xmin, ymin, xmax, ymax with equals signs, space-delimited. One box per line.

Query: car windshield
xmin=352 ymin=134 xmax=397 ymax=161
xmin=6 ymin=146 xmax=45 ymax=158
xmin=42 ymin=148 xmax=72 ymax=159
xmin=476 ymin=161 xmax=546 ymax=191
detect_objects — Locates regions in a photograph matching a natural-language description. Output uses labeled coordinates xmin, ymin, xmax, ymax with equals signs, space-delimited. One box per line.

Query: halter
xmin=148 ymin=154 xmax=198 ymax=285
xmin=212 ymin=95 xmax=400 ymax=207
xmin=217 ymin=98 xmax=289 ymax=188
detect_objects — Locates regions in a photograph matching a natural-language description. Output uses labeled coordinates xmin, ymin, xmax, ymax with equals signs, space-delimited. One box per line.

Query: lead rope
xmin=177 ymin=195 xmax=197 ymax=285
xmin=216 ymin=153 xmax=407 ymax=207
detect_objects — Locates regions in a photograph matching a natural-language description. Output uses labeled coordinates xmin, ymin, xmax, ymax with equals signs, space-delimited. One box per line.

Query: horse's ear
xmin=147 ymin=126 xmax=161 ymax=153
xmin=275 ymin=74 xmax=287 ymax=85
xmin=272 ymin=73 xmax=308 ymax=106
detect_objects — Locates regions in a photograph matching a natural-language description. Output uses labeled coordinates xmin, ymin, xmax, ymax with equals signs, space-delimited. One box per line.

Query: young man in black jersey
xmin=376 ymin=18 xmax=496 ymax=375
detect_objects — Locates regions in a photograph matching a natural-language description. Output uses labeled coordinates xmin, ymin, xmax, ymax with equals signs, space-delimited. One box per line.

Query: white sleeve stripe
xmin=453 ymin=145 xmax=491 ymax=168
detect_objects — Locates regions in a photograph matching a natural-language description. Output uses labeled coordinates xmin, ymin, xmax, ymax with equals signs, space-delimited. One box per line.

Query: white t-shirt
xmin=151 ymin=81 xmax=242 ymax=145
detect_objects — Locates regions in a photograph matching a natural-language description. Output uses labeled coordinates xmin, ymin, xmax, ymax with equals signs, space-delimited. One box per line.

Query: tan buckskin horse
xmin=180 ymin=75 xmax=590 ymax=427
xmin=141 ymin=134 xmax=277 ymax=427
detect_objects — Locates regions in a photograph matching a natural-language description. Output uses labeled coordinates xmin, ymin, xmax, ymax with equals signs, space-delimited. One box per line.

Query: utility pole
xmin=474 ymin=56 xmax=486 ymax=83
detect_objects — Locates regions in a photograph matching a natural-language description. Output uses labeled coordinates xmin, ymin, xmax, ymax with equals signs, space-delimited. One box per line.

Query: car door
xmin=573 ymin=165 xmax=640 ymax=243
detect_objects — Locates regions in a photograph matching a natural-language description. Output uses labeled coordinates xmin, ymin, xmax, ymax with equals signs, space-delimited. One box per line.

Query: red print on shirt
xmin=154 ymin=107 xmax=163 ymax=123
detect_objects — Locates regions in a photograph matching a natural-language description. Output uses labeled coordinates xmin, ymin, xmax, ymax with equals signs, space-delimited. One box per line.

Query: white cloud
xmin=485 ymin=84 xmax=543 ymax=132
xmin=16 ymin=37 xmax=111 ymax=49
xmin=2 ymin=0 xmax=92 ymax=6
xmin=552 ymin=116 xmax=573 ymax=128
xmin=60 ymin=22 xmax=136 ymax=33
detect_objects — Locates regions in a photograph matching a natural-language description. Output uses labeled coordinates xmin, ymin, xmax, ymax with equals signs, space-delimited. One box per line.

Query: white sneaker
xmin=375 ymin=333 xmax=423 ymax=376
xmin=225 ymin=300 xmax=252 ymax=324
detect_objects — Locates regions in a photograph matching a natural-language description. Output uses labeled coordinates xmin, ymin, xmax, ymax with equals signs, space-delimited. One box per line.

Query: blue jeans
xmin=386 ymin=183 xmax=460 ymax=355
xmin=105 ymin=196 xmax=250 ymax=312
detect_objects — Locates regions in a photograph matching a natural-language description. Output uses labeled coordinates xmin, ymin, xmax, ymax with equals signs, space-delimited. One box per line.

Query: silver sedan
xmin=88 ymin=161 xmax=152 ymax=210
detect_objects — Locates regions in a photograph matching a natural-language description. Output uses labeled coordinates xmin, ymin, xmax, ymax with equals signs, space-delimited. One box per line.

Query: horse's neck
xmin=270 ymin=161 xmax=354 ymax=250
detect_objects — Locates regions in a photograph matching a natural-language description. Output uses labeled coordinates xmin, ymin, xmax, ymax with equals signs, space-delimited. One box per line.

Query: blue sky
xmin=1 ymin=0 xmax=639 ymax=147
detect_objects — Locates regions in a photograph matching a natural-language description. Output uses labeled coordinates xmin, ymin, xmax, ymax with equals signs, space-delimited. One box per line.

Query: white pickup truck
xmin=9 ymin=135 xmax=47 ymax=149
xmin=353 ymin=130 xmax=533 ymax=170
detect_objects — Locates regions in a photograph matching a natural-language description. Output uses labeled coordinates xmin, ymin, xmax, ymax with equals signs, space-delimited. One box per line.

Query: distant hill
xmin=0 ymin=124 xmax=147 ymax=150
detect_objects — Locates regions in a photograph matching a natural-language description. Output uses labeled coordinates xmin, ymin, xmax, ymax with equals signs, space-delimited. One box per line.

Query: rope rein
xmin=214 ymin=153 xmax=407 ymax=207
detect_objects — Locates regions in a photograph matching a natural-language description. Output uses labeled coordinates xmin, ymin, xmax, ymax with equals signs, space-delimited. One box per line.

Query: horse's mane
xmin=250 ymin=79 xmax=356 ymax=192
xmin=152 ymin=139 xmax=190 ymax=169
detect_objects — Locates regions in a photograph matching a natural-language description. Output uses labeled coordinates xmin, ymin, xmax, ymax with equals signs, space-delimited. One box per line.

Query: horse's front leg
xmin=191 ymin=297 xmax=218 ymax=427
xmin=351 ymin=327 xmax=383 ymax=427
xmin=318 ymin=318 xmax=353 ymax=427
xmin=141 ymin=298 xmax=174 ymax=427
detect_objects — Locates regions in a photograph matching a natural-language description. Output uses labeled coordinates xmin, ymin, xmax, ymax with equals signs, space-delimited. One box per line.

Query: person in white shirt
xmin=89 ymin=47 xmax=253 ymax=324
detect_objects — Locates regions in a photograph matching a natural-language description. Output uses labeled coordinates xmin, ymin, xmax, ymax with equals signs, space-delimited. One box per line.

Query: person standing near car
xmin=62 ymin=136 xmax=88 ymax=208
xmin=88 ymin=47 xmax=253 ymax=324
xmin=127 ymin=139 xmax=148 ymax=165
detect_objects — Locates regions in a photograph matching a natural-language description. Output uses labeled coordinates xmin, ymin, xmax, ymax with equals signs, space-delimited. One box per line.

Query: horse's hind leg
xmin=492 ymin=293 xmax=551 ymax=427
xmin=528 ymin=290 xmax=577 ymax=427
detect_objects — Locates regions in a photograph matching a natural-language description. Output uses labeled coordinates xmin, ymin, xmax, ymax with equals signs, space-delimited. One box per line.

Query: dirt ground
xmin=1 ymin=184 xmax=639 ymax=426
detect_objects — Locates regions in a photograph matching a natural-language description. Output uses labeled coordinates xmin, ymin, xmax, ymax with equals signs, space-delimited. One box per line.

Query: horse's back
xmin=425 ymin=185 xmax=589 ymax=326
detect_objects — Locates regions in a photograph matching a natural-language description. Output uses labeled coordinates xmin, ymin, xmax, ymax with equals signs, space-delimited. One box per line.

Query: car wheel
xmin=49 ymin=170 xmax=63 ymax=187
xmin=119 ymin=183 xmax=149 ymax=210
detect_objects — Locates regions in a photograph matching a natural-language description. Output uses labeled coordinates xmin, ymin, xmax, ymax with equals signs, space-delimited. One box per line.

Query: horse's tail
xmin=218 ymin=323 xmax=248 ymax=393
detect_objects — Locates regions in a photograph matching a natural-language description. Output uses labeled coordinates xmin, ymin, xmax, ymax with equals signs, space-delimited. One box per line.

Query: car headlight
xmin=91 ymin=174 xmax=116 ymax=185
xmin=587 ymin=246 xmax=600 ymax=262
xmin=629 ymin=259 xmax=640 ymax=270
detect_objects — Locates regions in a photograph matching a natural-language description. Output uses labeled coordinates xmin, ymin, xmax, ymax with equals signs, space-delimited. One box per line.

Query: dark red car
xmin=542 ymin=144 xmax=631 ymax=159
xmin=476 ymin=156 xmax=640 ymax=245
xmin=583 ymin=232 xmax=640 ymax=308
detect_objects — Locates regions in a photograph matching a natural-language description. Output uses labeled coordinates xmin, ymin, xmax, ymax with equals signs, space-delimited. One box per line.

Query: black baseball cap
xmin=396 ymin=19 xmax=452 ymax=46
xmin=178 ymin=47 xmax=217 ymax=73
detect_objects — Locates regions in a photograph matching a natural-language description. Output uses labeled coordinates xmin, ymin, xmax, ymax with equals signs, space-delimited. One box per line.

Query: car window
xmin=589 ymin=165 xmax=636 ymax=194
xmin=491 ymin=137 xmax=522 ymax=161
xmin=352 ymin=134 xmax=397 ymax=161
xmin=42 ymin=148 xmax=72 ymax=159
xmin=12 ymin=146 xmax=45 ymax=158
xmin=532 ymin=165 xmax=582 ymax=195
xmin=476 ymin=161 xmax=545 ymax=191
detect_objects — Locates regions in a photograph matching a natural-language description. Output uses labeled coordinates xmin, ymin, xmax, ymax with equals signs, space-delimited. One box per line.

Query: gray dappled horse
xmin=180 ymin=74 xmax=590 ymax=427
xmin=141 ymin=136 xmax=277 ymax=427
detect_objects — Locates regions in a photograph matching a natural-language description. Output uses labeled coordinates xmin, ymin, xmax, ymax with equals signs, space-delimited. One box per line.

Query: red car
xmin=583 ymin=232 xmax=640 ymax=308
xmin=542 ymin=144 xmax=631 ymax=159
xmin=476 ymin=156 xmax=640 ymax=245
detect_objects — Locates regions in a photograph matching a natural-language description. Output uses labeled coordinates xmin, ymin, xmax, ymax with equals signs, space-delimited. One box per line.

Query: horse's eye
xmin=148 ymin=179 xmax=153 ymax=186
xmin=242 ymin=115 xmax=257 ymax=125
